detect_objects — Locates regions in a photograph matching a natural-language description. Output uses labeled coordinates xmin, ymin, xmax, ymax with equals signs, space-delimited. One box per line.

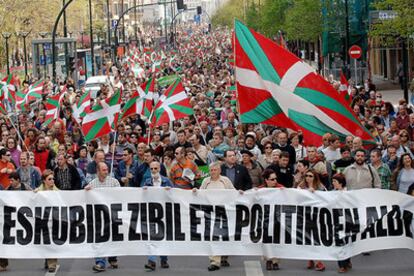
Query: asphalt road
xmin=3 ymin=249 xmax=414 ymax=276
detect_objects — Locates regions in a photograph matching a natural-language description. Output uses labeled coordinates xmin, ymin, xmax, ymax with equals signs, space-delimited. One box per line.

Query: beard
xmin=355 ymin=159 xmax=365 ymax=165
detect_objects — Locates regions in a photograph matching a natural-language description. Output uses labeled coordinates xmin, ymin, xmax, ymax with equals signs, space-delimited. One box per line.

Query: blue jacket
xmin=115 ymin=160 xmax=140 ymax=185
xmin=16 ymin=166 xmax=41 ymax=189
xmin=142 ymin=176 xmax=173 ymax=187
xmin=134 ymin=162 xmax=167 ymax=187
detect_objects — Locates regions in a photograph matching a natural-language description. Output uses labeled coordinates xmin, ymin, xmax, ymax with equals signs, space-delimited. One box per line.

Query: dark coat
xmin=53 ymin=164 xmax=82 ymax=190
xmin=220 ymin=163 xmax=252 ymax=191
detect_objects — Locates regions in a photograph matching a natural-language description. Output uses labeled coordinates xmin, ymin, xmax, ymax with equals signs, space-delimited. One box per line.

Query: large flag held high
xmin=150 ymin=79 xmax=193 ymax=127
xmin=81 ymin=90 xmax=121 ymax=142
xmin=234 ymin=20 xmax=374 ymax=145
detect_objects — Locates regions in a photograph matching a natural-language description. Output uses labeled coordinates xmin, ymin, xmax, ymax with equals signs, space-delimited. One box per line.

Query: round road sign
xmin=348 ymin=45 xmax=362 ymax=59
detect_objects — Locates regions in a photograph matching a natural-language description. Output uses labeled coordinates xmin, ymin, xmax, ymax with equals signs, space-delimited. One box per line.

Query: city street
xmin=4 ymin=249 xmax=414 ymax=275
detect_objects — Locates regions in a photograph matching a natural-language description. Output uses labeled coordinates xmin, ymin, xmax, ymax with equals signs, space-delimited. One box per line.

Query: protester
xmin=85 ymin=162 xmax=120 ymax=272
xmin=194 ymin=162 xmax=234 ymax=271
xmin=34 ymin=169 xmax=59 ymax=273
xmin=331 ymin=173 xmax=352 ymax=273
xmin=142 ymin=161 xmax=172 ymax=271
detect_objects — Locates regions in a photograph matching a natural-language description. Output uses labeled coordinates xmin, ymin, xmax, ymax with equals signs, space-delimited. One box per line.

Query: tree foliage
xmin=0 ymin=0 xmax=105 ymax=69
xmin=369 ymin=0 xmax=414 ymax=45
xmin=212 ymin=0 xmax=322 ymax=42
xmin=284 ymin=0 xmax=322 ymax=42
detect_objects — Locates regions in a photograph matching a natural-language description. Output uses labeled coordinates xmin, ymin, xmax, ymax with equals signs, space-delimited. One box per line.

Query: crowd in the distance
xmin=1 ymin=24 xmax=414 ymax=274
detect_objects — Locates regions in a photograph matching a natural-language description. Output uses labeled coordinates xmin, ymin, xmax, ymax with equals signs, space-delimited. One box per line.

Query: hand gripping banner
xmin=0 ymin=188 xmax=413 ymax=259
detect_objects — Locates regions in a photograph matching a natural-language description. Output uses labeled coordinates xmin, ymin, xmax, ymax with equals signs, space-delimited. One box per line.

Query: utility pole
xmin=106 ymin=0 xmax=111 ymax=61
xmin=89 ymin=0 xmax=95 ymax=75
xmin=402 ymin=38 xmax=409 ymax=102
xmin=344 ymin=0 xmax=350 ymax=78
xmin=63 ymin=0 xmax=69 ymax=79
xmin=1 ymin=32 xmax=12 ymax=75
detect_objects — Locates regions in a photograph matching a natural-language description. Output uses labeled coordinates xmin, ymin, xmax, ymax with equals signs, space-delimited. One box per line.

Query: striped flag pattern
xmin=234 ymin=20 xmax=374 ymax=145
xmin=150 ymin=79 xmax=193 ymax=127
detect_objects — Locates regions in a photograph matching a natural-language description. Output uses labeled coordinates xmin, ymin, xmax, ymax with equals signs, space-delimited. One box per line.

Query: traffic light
xmin=177 ymin=0 xmax=184 ymax=10
xmin=197 ymin=6 xmax=202 ymax=15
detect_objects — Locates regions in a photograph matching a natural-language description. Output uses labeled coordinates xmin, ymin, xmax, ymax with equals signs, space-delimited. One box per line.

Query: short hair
xmin=94 ymin=149 xmax=105 ymax=158
xmin=297 ymin=159 xmax=309 ymax=168
xmin=0 ymin=148 xmax=8 ymax=157
xmin=262 ymin=168 xmax=276 ymax=180
xmin=224 ymin=150 xmax=236 ymax=158
xmin=97 ymin=161 xmax=108 ymax=171
xmin=42 ymin=169 xmax=54 ymax=181
xmin=340 ymin=145 xmax=351 ymax=154
xmin=328 ymin=134 xmax=339 ymax=144
xmin=354 ymin=149 xmax=366 ymax=156
xmin=124 ymin=147 xmax=133 ymax=155
xmin=370 ymin=149 xmax=382 ymax=158
xmin=332 ymin=173 xmax=347 ymax=188
xmin=280 ymin=151 xmax=290 ymax=159
xmin=144 ymin=148 xmax=155 ymax=156
xmin=208 ymin=161 xmax=221 ymax=170
xmin=176 ymin=129 xmax=185 ymax=135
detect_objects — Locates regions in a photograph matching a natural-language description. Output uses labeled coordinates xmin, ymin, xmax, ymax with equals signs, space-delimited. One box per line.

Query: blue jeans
xmin=95 ymin=256 xmax=117 ymax=267
xmin=148 ymin=256 xmax=168 ymax=263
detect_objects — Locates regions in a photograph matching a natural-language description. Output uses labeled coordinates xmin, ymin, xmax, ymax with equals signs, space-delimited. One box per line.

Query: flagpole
xmin=194 ymin=115 xmax=207 ymax=146
xmin=110 ymin=131 xmax=117 ymax=175
xmin=7 ymin=114 xmax=28 ymax=151
xmin=147 ymin=109 xmax=155 ymax=146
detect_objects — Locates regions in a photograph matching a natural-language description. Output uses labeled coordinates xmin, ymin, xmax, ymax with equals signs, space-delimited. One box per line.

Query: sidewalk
xmin=372 ymin=75 xmax=407 ymax=105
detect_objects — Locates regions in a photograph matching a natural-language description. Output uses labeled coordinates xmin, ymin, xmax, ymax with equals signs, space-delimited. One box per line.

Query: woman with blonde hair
xmin=34 ymin=169 xmax=59 ymax=273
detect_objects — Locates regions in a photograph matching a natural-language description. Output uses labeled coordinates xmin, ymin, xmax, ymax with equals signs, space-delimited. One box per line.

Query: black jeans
xmin=338 ymin=258 xmax=351 ymax=268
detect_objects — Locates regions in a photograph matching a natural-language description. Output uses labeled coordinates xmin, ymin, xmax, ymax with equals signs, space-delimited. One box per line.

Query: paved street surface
xmin=3 ymin=249 xmax=414 ymax=275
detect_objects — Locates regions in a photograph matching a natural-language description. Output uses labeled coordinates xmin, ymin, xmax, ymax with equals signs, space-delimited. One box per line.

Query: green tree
xmin=370 ymin=0 xmax=414 ymax=45
xmin=284 ymin=0 xmax=322 ymax=42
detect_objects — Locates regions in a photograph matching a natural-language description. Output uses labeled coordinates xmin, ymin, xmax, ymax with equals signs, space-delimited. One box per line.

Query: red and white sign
xmin=348 ymin=45 xmax=362 ymax=59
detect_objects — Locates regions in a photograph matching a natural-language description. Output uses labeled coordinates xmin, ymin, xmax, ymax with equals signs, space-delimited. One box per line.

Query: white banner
xmin=0 ymin=188 xmax=413 ymax=260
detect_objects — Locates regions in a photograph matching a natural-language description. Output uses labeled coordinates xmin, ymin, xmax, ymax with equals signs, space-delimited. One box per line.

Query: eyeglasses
xmin=268 ymin=178 xmax=277 ymax=181
xmin=150 ymin=168 xmax=159 ymax=170
xmin=305 ymin=174 xmax=314 ymax=178
xmin=265 ymin=146 xmax=273 ymax=149
xmin=5 ymin=154 xmax=11 ymax=157
xmin=47 ymin=177 xmax=54 ymax=181
xmin=376 ymin=96 xmax=382 ymax=98
xmin=401 ymin=135 xmax=409 ymax=137
xmin=137 ymin=129 xmax=142 ymax=132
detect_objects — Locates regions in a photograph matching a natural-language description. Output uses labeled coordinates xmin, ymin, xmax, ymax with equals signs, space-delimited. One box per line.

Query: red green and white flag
xmin=72 ymin=91 xmax=92 ymax=124
xmin=0 ymin=102 xmax=7 ymax=115
xmin=234 ymin=20 xmax=374 ymax=145
xmin=340 ymin=70 xmax=352 ymax=105
xmin=25 ymin=80 xmax=44 ymax=103
xmin=150 ymin=79 xmax=193 ymax=126
xmin=81 ymin=90 xmax=121 ymax=142
xmin=42 ymin=92 xmax=66 ymax=128
xmin=0 ymin=74 xmax=17 ymax=105
xmin=15 ymin=89 xmax=28 ymax=111
xmin=120 ymin=78 xmax=155 ymax=121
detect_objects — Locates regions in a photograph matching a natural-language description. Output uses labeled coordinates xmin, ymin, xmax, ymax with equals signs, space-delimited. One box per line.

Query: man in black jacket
xmin=54 ymin=154 xmax=81 ymax=190
xmin=220 ymin=150 xmax=252 ymax=191
xmin=274 ymin=131 xmax=296 ymax=167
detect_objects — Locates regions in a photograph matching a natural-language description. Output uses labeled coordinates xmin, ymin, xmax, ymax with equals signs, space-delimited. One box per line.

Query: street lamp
xmin=1 ymin=32 xmax=12 ymax=75
xmin=39 ymin=32 xmax=49 ymax=78
xmin=17 ymin=31 xmax=30 ymax=78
